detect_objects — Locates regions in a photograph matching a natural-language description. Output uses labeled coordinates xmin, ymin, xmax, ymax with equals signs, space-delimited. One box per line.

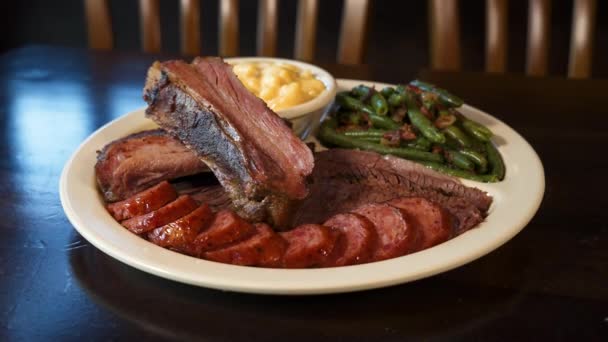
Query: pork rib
xmin=143 ymin=58 xmax=314 ymax=228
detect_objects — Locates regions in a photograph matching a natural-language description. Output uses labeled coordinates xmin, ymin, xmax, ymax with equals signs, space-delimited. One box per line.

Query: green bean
xmin=370 ymin=93 xmax=389 ymax=116
xmin=369 ymin=112 xmax=401 ymax=130
xmin=343 ymin=129 xmax=387 ymax=138
xmin=443 ymin=125 xmax=472 ymax=147
xmin=419 ymin=162 xmax=500 ymax=183
xmin=485 ymin=141 xmax=505 ymax=180
xmin=404 ymin=136 xmax=432 ymax=151
xmin=456 ymin=113 xmax=493 ymax=142
xmin=460 ymin=121 xmax=490 ymax=142
xmin=337 ymin=111 xmax=365 ymax=125
xmin=433 ymin=109 xmax=455 ymax=125
xmin=458 ymin=148 xmax=488 ymax=173
xmin=336 ymin=93 xmax=374 ymax=115
xmin=446 ymin=150 xmax=475 ymax=171
xmin=356 ymin=136 xmax=382 ymax=143
xmin=318 ymin=119 xmax=444 ymax=163
xmin=404 ymin=94 xmax=446 ymax=144
xmin=409 ymin=80 xmax=464 ymax=107
xmin=351 ymin=85 xmax=373 ymax=99
xmin=380 ymin=87 xmax=395 ymax=98
xmin=387 ymin=93 xmax=406 ymax=107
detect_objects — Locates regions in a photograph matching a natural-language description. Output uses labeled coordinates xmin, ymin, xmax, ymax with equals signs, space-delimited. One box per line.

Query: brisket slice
xmin=292 ymin=149 xmax=493 ymax=234
xmin=95 ymin=129 xmax=208 ymax=202
xmin=143 ymin=58 xmax=314 ymax=228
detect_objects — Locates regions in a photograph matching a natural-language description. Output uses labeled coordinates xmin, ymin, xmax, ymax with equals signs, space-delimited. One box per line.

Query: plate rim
xmin=59 ymin=78 xmax=545 ymax=295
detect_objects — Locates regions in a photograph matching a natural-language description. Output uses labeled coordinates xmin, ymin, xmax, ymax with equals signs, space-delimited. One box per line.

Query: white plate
xmin=59 ymin=79 xmax=544 ymax=295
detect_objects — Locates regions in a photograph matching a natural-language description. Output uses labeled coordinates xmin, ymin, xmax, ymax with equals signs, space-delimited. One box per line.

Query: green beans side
xmin=323 ymin=83 xmax=505 ymax=182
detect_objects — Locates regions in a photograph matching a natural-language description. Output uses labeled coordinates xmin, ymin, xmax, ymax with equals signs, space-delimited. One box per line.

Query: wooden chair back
xmin=429 ymin=0 xmax=597 ymax=78
xmin=85 ymin=0 xmax=371 ymax=64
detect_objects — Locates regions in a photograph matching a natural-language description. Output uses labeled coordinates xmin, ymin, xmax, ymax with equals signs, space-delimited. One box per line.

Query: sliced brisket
xmin=293 ymin=149 xmax=493 ymax=233
xmin=143 ymin=58 xmax=314 ymax=228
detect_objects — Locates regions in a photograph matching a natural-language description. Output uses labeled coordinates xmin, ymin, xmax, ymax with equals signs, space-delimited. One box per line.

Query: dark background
xmin=2 ymin=0 xmax=608 ymax=77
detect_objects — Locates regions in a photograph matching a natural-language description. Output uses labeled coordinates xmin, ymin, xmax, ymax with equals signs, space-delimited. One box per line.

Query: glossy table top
xmin=1 ymin=45 xmax=607 ymax=341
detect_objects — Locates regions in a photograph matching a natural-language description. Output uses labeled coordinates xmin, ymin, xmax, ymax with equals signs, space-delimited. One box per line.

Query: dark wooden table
xmin=1 ymin=45 xmax=607 ymax=341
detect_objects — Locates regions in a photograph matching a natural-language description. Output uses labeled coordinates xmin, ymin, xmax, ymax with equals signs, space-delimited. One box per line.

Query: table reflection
xmin=69 ymin=239 xmax=527 ymax=340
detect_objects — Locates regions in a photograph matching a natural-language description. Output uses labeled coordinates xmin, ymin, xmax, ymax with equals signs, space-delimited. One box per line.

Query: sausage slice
xmin=352 ymin=203 xmax=418 ymax=261
xmin=147 ymin=204 xmax=214 ymax=255
xmin=387 ymin=197 xmax=453 ymax=250
xmin=193 ymin=210 xmax=256 ymax=253
xmin=323 ymin=213 xmax=376 ymax=266
xmin=122 ymin=195 xmax=198 ymax=234
xmin=204 ymin=223 xmax=287 ymax=267
xmin=107 ymin=181 xmax=177 ymax=221
xmin=280 ymin=224 xmax=338 ymax=268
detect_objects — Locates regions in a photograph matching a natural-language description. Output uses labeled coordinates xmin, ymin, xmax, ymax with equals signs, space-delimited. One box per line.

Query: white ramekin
xmin=225 ymin=57 xmax=337 ymax=137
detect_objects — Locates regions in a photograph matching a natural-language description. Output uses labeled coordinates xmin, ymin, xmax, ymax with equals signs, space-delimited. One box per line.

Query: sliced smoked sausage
xmin=107 ymin=181 xmax=177 ymax=221
xmin=147 ymin=204 xmax=214 ymax=255
xmin=122 ymin=195 xmax=198 ymax=234
xmin=352 ymin=203 xmax=418 ymax=261
xmin=387 ymin=197 xmax=453 ymax=250
xmin=280 ymin=224 xmax=338 ymax=268
xmin=204 ymin=223 xmax=287 ymax=267
xmin=322 ymin=213 xmax=376 ymax=266
xmin=192 ymin=209 xmax=256 ymax=253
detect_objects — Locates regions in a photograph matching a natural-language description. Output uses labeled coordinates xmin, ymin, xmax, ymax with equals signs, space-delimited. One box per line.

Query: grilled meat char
xmin=143 ymin=58 xmax=314 ymax=228
xmin=95 ymin=129 xmax=208 ymax=202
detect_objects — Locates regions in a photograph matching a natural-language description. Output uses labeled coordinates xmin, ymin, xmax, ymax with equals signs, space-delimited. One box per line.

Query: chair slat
xmin=180 ymin=0 xmax=201 ymax=56
xmin=429 ymin=0 xmax=461 ymax=70
xmin=294 ymin=0 xmax=318 ymax=61
xmin=139 ymin=0 xmax=161 ymax=53
xmin=219 ymin=0 xmax=239 ymax=57
xmin=526 ymin=0 xmax=551 ymax=76
xmin=337 ymin=0 xmax=371 ymax=64
xmin=257 ymin=0 xmax=279 ymax=56
xmin=568 ymin=0 xmax=596 ymax=78
xmin=85 ymin=0 xmax=113 ymax=50
xmin=485 ymin=0 xmax=508 ymax=72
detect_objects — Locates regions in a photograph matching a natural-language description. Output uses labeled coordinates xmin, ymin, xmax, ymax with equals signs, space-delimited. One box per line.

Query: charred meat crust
xmin=145 ymin=82 xmax=273 ymax=222
xmin=143 ymin=59 xmax=314 ymax=228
